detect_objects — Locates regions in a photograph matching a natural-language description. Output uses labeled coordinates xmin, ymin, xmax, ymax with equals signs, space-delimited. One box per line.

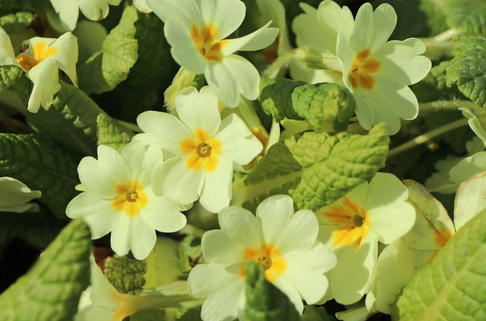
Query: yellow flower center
xmin=191 ymin=24 xmax=227 ymax=62
xmin=240 ymin=243 xmax=286 ymax=283
xmin=180 ymin=128 xmax=222 ymax=172
xmin=348 ymin=49 xmax=381 ymax=90
xmin=112 ymin=181 xmax=148 ymax=217
xmin=16 ymin=41 xmax=57 ymax=72
xmin=434 ymin=229 xmax=453 ymax=248
xmin=323 ymin=197 xmax=370 ymax=248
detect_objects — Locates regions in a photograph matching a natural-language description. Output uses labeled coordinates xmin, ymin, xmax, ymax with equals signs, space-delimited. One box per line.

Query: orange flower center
xmin=323 ymin=197 xmax=370 ymax=248
xmin=240 ymin=243 xmax=286 ymax=283
xmin=180 ymin=128 xmax=222 ymax=172
xmin=16 ymin=41 xmax=57 ymax=72
xmin=191 ymin=24 xmax=227 ymax=62
xmin=112 ymin=181 xmax=148 ymax=217
xmin=348 ymin=49 xmax=381 ymax=90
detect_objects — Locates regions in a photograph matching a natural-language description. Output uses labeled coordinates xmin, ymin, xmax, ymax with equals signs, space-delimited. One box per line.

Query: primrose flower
xmin=293 ymin=1 xmax=431 ymax=134
xmin=0 ymin=177 xmax=41 ymax=213
xmin=0 ymin=28 xmax=78 ymax=113
xmin=147 ymin=0 xmax=279 ymax=107
xmin=66 ymin=142 xmax=187 ymax=260
xmin=188 ymin=195 xmax=336 ymax=321
xmin=136 ymin=86 xmax=262 ymax=213
xmin=317 ymin=172 xmax=416 ymax=305
xmin=50 ymin=0 xmax=122 ymax=30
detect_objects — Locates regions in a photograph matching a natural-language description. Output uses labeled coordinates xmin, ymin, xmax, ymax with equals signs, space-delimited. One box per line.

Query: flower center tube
xmin=191 ymin=24 xmax=227 ymax=62
xmin=16 ymin=41 xmax=57 ymax=72
xmin=348 ymin=49 xmax=381 ymax=90
xmin=112 ymin=181 xmax=148 ymax=217
xmin=241 ymin=243 xmax=286 ymax=282
xmin=180 ymin=128 xmax=222 ymax=172
xmin=323 ymin=197 xmax=370 ymax=248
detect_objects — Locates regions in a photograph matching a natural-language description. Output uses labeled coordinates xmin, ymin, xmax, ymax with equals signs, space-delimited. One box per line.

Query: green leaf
xmin=0 ymin=134 xmax=79 ymax=219
xmin=0 ymin=219 xmax=91 ymax=321
xmin=234 ymin=124 xmax=389 ymax=211
xmin=411 ymin=62 xmax=464 ymax=103
xmin=99 ymin=11 xmax=177 ymax=121
xmin=130 ymin=309 xmax=167 ymax=321
xmin=0 ymin=66 xmax=23 ymax=90
xmin=446 ymin=35 xmax=486 ymax=108
xmin=143 ymin=237 xmax=185 ymax=291
xmin=392 ymin=209 xmax=486 ymax=321
xmin=260 ymin=78 xmax=355 ymax=132
xmin=444 ymin=0 xmax=486 ymax=34
xmin=244 ymin=262 xmax=300 ymax=321
xmin=27 ymin=82 xmax=103 ymax=156
xmin=0 ymin=212 xmax=65 ymax=248
xmin=96 ymin=113 xmax=133 ymax=152
xmin=0 ymin=0 xmax=49 ymax=15
xmin=104 ymin=255 xmax=146 ymax=295
xmin=0 ymin=11 xmax=35 ymax=33
xmin=78 ymin=5 xmax=139 ymax=94
xmin=301 ymin=306 xmax=336 ymax=321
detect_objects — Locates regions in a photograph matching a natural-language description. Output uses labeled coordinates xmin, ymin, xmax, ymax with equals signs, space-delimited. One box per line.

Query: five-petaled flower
xmin=66 ymin=142 xmax=187 ymax=260
xmin=188 ymin=195 xmax=336 ymax=321
xmin=0 ymin=28 xmax=78 ymax=113
xmin=147 ymin=0 xmax=279 ymax=107
xmin=317 ymin=173 xmax=416 ymax=305
xmin=136 ymin=86 xmax=263 ymax=213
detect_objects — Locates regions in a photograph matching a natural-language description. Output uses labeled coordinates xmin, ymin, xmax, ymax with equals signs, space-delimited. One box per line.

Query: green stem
xmin=263 ymin=48 xmax=304 ymax=79
xmin=419 ymin=100 xmax=478 ymax=113
xmin=389 ymin=118 xmax=468 ymax=157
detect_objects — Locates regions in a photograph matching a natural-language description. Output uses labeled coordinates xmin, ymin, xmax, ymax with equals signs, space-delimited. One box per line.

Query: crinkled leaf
xmin=78 ymin=5 xmax=139 ymax=94
xmin=27 ymin=82 xmax=103 ymax=156
xmin=446 ymin=35 xmax=486 ymax=108
xmin=244 ymin=262 xmax=300 ymax=321
xmin=0 ymin=212 xmax=64 ymax=248
xmin=100 ymin=11 xmax=177 ymax=121
xmin=412 ymin=62 xmax=464 ymax=103
xmin=0 ymin=66 xmax=23 ymax=90
xmin=0 ymin=11 xmax=35 ymax=33
xmin=96 ymin=113 xmax=133 ymax=152
xmin=0 ymin=134 xmax=78 ymax=219
xmin=0 ymin=219 xmax=91 ymax=321
xmin=260 ymin=78 xmax=355 ymax=132
xmin=234 ymin=124 xmax=389 ymax=211
xmin=104 ymin=255 xmax=146 ymax=295
xmin=392 ymin=209 xmax=486 ymax=321
xmin=444 ymin=0 xmax=486 ymax=34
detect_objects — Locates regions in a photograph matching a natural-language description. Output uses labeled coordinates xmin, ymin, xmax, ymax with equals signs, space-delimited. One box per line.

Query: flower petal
xmin=370 ymin=201 xmax=416 ymax=244
xmin=282 ymin=243 xmax=336 ymax=304
xmin=199 ymin=156 xmax=233 ymax=213
xmin=121 ymin=142 xmax=163 ymax=185
xmin=77 ymin=145 xmax=130 ymax=198
xmin=200 ymin=0 xmax=246 ymax=39
xmin=216 ymin=114 xmax=263 ymax=164
xmin=202 ymin=206 xmax=261 ymax=265
xmin=130 ymin=216 xmax=157 ymax=260
xmin=78 ymin=0 xmax=110 ymax=21
xmin=164 ymin=19 xmax=207 ymax=74
xmin=51 ymin=32 xmax=78 ymax=85
xmin=204 ymin=61 xmax=239 ymax=107
xmin=65 ymin=192 xmax=118 ymax=239
xmin=272 ymin=209 xmax=319 ymax=255
xmin=137 ymin=111 xmax=192 ymax=156
xmin=188 ymin=263 xmax=245 ymax=321
xmin=50 ymin=0 xmax=80 ymax=30
xmin=369 ymin=3 xmax=397 ymax=52
xmin=377 ymin=38 xmax=431 ymax=85
xmin=349 ymin=3 xmax=374 ymax=52
xmin=175 ymin=86 xmax=221 ymax=136
xmin=27 ymin=59 xmax=60 ymax=113
xmin=0 ymin=27 xmax=18 ymax=66
xmin=330 ymin=237 xmax=378 ymax=305
xmin=142 ymin=191 xmax=187 ymax=233
xmin=273 ymin=277 xmax=304 ymax=314
xmin=152 ymin=156 xmax=205 ymax=204
xmin=221 ymin=55 xmax=261 ymax=101
xmin=110 ymin=214 xmax=131 ymax=257
xmin=222 ymin=22 xmax=278 ymax=55
xmin=147 ymin=0 xmax=202 ymax=24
